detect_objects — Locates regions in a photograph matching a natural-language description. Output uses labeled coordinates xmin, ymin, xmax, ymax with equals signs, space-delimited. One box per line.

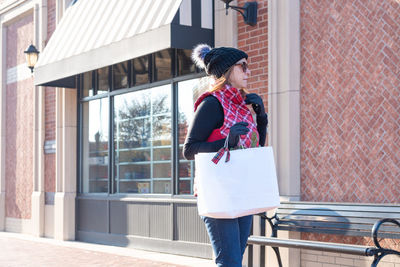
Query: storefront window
xmin=81 ymin=98 xmax=109 ymax=193
xmin=114 ymin=85 xmax=172 ymax=194
xmin=79 ymin=49 xmax=203 ymax=195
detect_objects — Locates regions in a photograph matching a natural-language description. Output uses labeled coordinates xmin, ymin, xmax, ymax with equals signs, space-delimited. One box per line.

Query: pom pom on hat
xmin=192 ymin=44 xmax=211 ymax=69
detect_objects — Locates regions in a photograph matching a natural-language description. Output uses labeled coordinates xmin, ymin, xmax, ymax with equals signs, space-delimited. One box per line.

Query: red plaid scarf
xmin=194 ymin=84 xmax=259 ymax=149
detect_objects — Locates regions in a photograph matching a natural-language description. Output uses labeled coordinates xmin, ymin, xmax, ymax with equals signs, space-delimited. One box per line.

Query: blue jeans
xmin=202 ymin=215 xmax=253 ymax=267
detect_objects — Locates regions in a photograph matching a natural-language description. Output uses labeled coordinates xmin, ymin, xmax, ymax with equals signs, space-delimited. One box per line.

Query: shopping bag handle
xmin=211 ymin=134 xmax=231 ymax=164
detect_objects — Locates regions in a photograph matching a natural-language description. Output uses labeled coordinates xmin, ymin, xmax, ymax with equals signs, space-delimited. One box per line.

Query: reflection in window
xmin=178 ymin=49 xmax=196 ymax=76
xmin=177 ymin=78 xmax=204 ymax=194
xmin=113 ymin=62 xmax=129 ymax=90
xmin=82 ymin=98 xmax=109 ymax=193
xmin=97 ymin=67 xmax=109 ymax=94
xmin=82 ymin=71 xmax=94 ymax=97
xmin=154 ymin=49 xmax=172 ymax=81
xmin=132 ymin=56 xmax=149 ymax=86
xmin=114 ymin=85 xmax=172 ymax=194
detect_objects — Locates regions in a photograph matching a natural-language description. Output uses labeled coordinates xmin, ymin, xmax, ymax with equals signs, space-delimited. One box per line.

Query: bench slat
xmin=276 ymin=219 xmax=400 ymax=233
xmin=279 ymin=202 xmax=400 ymax=213
xmin=278 ymin=214 xmax=378 ymax=224
xmin=247 ymin=236 xmax=373 ymax=256
xmin=277 ymin=209 xmax=400 ymax=220
xmin=278 ymin=215 xmax=383 ymax=224
xmin=276 ymin=225 xmax=400 ymax=239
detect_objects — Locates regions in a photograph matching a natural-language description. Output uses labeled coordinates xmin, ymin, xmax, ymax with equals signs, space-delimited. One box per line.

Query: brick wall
xmin=299 ymin=0 xmax=400 ymax=260
xmin=44 ymin=0 xmax=56 ymax=193
xmin=47 ymin=0 xmax=56 ymax=42
xmin=45 ymin=87 xmax=56 ymax=141
xmin=300 ymin=0 xmax=400 ymax=204
xmin=237 ymin=0 xmax=268 ymax=123
xmin=5 ymin=14 xmax=34 ymax=219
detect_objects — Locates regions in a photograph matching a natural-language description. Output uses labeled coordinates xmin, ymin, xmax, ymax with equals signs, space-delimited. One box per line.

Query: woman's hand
xmin=228 ymin=122 xmax=249 ymax=148
xmin=245 ymin=93 xmax=265 ymax=116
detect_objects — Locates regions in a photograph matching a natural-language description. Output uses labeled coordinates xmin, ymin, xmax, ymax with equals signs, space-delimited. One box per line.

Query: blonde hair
xmin=208 ymin=66 xmax=249 ymax=95
xmin=209 ymin=76 xmax=228 ymax=93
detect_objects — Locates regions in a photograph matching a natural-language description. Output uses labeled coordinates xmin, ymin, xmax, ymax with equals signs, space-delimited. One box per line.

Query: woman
xmin=183 ymin=44 xmax=268 ymax=267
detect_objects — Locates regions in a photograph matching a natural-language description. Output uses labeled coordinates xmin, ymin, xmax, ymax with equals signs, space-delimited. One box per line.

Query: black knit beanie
xmin=192 ymin=44 xmax=248 ymax=78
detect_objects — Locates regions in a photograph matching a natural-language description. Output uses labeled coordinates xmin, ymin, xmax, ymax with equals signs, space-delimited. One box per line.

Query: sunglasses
xmin=235 ymin=62 xmax=249 ymax=72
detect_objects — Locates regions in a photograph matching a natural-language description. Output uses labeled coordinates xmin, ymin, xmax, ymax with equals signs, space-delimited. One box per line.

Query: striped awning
xmin=34 ymin=0 xmax=214 ymax=87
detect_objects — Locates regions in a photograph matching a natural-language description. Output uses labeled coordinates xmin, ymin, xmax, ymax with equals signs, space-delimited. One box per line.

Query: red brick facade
xmin=300 ymin=0 xmax=400 ymax=250
xmin=47 ymin=0 xmax=56 ymax=42
xmin=5 ymin=14 xmax=34 ymax=219
xmin=300 ymin=0 xmax=400 ymax=204
xmin=237 ymin=0 xmax=268 ymax=119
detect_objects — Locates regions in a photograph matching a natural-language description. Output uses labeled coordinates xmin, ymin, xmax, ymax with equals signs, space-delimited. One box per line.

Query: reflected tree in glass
xmin=114 ymin=85 xmax=172 ymax=194
xmin=116 ymin=90 xmax=171 ymax=147
xmin=117 ymin=94 xmax=151 ymax=148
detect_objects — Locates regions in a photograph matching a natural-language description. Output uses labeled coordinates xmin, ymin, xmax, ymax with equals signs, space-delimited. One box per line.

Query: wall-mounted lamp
xmin=24 ymin=44 xmax=39 ymax=73
xmin=221 ymin=0 xmax=258 ymax=26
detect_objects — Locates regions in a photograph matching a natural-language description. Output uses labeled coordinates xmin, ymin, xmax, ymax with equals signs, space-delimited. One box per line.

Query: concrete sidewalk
xmin=0 ymin=232 xmax=215 ymax=267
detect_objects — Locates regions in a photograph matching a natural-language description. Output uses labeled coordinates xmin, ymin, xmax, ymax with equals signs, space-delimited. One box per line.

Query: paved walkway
xmin=0 ymin=232 xmax=215 ymax=267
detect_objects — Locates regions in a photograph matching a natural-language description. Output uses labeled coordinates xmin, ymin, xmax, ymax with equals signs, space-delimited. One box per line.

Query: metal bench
xmin=247 ymin=201 xmax=400 ymax=267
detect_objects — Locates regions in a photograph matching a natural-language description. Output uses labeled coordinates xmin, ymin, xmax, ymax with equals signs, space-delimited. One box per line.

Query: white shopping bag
xmin=195 ymin=146 xmax=280 ymax=219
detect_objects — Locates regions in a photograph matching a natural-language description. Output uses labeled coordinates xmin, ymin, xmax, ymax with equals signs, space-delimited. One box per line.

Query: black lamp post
xmin=221 ymin=0 xmax=258 ymax=26
xmin=24 ymin=44 xmax=39 ymax=73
